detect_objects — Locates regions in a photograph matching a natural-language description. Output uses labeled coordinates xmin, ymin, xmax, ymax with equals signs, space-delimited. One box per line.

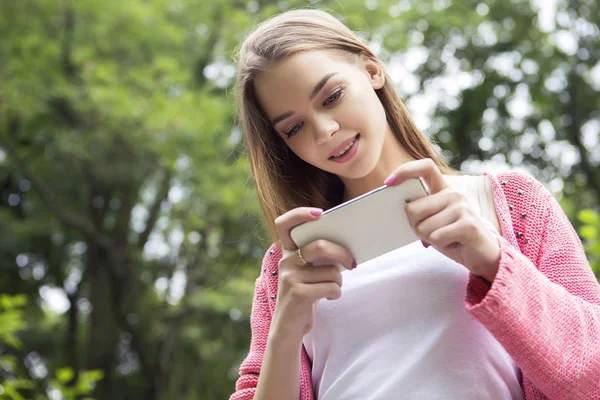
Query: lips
xmin=328 ymin=133 xmax=360 ymax=159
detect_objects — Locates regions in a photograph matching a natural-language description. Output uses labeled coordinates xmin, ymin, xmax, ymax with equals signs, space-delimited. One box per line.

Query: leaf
xmin=0 ymin=295 xmax=11 ymax=309
xmin=56 ymin=367 xmax=75 ymax=383
xmin=81 ymin=369 xmax=105 ymax=382
xmin=10 ymin=295 xmax=27 ymax=307
xmin=3 ymin=335 xmax=22 ymax=350
xmin=578 ymin=209 xmax=600 ymax=225
xmin=580 ymin=226 xmax=598 ymax=241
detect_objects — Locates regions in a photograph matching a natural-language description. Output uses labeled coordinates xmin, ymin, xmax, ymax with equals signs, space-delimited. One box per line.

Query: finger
xmin=384 ymin=158 xmax=449 ymax=194
xmin=279 ymin=263 xmax=342 ymax=288
xmin=301 ymin=240 xmax=356 ymax=270
xmin=405 ymin=188 xmax=456 ymax=228
xmin=296 ymin=264 xmax=343 ymax=287
xmin=413 ymin=204 xmax=461 ymax=241
xmin=430 ymin=218 xmax=477 ymax=249
xmin=301 ymin=281 xmax=343 ymax=302
xmin=275 ymin=207 xmax=323 ymax=250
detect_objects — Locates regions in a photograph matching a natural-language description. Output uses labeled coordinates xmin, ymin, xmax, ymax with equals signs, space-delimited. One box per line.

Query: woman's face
xmin=254 ymin=50 xmax=391 ymax=180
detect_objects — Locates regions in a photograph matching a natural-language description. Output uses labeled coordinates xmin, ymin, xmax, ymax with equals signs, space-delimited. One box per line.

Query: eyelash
xmin=285 ymin=88 xmax=345 ymax=138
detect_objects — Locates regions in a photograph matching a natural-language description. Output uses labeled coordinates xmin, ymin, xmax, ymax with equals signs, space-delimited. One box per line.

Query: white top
xmin=302 ymin=176 xmax=524 ymax=400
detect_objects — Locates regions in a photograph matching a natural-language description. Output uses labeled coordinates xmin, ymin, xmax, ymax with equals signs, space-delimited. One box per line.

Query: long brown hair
xmin=235 ymin=9 xmax=457 ymax=244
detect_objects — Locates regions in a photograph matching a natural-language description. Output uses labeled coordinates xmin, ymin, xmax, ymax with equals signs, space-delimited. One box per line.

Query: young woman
xmin=230 ymin=9 xmax=600 ymax=400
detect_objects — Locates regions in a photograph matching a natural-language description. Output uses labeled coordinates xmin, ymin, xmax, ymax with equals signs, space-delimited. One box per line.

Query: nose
xmin=314 ymin=116 xmax=339 ymax=146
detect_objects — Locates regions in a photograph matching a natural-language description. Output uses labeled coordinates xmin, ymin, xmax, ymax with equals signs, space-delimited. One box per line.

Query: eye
xmin=285 ymin=121 xmax=304 ymax=138
xmin=323 ymin=88 xmax=344 ymax=106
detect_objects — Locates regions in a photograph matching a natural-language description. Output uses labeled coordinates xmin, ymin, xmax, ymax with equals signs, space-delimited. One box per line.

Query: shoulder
xmin=443 ymin=174 xmax=501 ymax=232
xmin=491 ymin=170 xmax=542 ymax=187
xmin=485 ymin=170 xmax=561 ymax=253
xmin=487 ymin=170 xmax=554 ymax=208
xmin=447 ymin=171 xmax=555 ymax=240
xmin=262 ymin=243 xmax=283 ymax=266
xmin=445 ymin=170 xmax=551 ymax=205
xmin=257 ymin=243 xmax=282 ymax=289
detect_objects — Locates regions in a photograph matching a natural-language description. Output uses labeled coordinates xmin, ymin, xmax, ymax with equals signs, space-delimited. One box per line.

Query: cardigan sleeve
xmin=465 ymin=182 xmax=600 ymax=399
xmin=230 ymin=275 xmax=272 ymax=400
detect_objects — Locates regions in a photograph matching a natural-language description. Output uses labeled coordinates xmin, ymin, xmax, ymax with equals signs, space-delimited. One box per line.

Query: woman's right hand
xmin=270 ymin=207 xmax=356 ymax=342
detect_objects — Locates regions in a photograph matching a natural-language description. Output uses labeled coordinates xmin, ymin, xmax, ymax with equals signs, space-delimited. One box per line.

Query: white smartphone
xmin=290 ymin=178 xmax=429 ymax=265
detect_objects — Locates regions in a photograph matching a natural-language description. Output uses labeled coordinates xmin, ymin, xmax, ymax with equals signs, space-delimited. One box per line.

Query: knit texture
xmin=230 ymin=172 xmax=600 ymax=400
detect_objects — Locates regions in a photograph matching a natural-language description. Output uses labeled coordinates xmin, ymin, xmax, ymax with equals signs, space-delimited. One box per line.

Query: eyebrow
xmin=271 ymin=72 xmax=338 ymax=127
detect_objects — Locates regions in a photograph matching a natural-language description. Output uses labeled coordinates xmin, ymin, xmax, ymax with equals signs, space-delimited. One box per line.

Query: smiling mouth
xmin=329 ymin=134 xmax=360 ymax=160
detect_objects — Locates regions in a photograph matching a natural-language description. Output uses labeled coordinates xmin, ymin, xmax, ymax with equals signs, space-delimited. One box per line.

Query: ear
xmin=361 ymin=54 xmax=385 ymax=90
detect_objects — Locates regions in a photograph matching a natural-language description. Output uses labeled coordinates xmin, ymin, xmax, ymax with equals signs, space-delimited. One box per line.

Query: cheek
xmin=287 ymin=138 xmax=322 ymax=166
xmin=341 ymin=87 xmax=386 ymax=129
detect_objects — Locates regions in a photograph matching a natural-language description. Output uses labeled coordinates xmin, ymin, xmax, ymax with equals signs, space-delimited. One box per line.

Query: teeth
xmin=333 ymin=137 xmax=357 ymax=158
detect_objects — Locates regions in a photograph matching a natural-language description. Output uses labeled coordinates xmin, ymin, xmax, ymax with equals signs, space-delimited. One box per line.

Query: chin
xmin=337 ymin=153 xmax=380 ymax=181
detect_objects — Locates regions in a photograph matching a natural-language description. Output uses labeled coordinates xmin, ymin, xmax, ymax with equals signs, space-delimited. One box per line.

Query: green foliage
xmin=0 ymin=0 xmax=599 ymax=399
xmin=579 ymin=209 xmax=600 ymax=278
xmin=50 ymin=368 xmax=104 ymax=400
xmin=0 ymin=378 xmax=35 ymax=400
xmin=0 ymin=295 xmax=27 ymax=349
xmin=0 ymin=295 xmax=102 ymax=400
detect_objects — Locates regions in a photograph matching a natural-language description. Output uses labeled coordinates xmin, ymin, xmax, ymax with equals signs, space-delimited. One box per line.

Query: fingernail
xmin=310 ymin=209 xmax=323 ymax=217
xmin=384 ymin=174 xmax=396 ymax=186
xmin=421 ymin=240 xmax=430 ymax=248
xmin=351 ymin=260 xmax=357 ymax=269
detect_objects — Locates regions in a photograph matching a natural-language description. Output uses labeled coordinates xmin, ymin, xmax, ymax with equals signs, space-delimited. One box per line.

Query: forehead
xmin=254 ymin=50 xmax=357 ymax=117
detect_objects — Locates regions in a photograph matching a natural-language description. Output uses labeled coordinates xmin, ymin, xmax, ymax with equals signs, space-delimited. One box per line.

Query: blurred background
xmin=0 ymin=0 xmax=599 ymax=399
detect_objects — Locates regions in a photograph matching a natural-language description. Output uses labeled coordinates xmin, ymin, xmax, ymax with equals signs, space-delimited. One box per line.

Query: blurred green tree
xmin=0 ymin=0 xmax=598 ymax=399
xmin=0 ymin=294 xmax=103 ymax=399
xmin=578 ymin=209 xmax=600 ymax=278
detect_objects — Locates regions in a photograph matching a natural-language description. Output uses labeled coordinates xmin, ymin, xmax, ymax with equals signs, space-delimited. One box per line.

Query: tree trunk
xmin=84 ymin=242 xmax=121 ymax=400
xmin=65 ymin=291 xmax=80 ymax=386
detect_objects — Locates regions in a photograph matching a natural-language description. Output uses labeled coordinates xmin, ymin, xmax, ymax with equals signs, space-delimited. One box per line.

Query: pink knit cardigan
xmin=231 ymin=172 xmax=600 ymax=400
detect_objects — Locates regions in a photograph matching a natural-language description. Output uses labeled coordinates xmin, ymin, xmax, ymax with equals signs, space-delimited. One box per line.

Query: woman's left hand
xmin=384 ymin=159 xmax=501 ymax=283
